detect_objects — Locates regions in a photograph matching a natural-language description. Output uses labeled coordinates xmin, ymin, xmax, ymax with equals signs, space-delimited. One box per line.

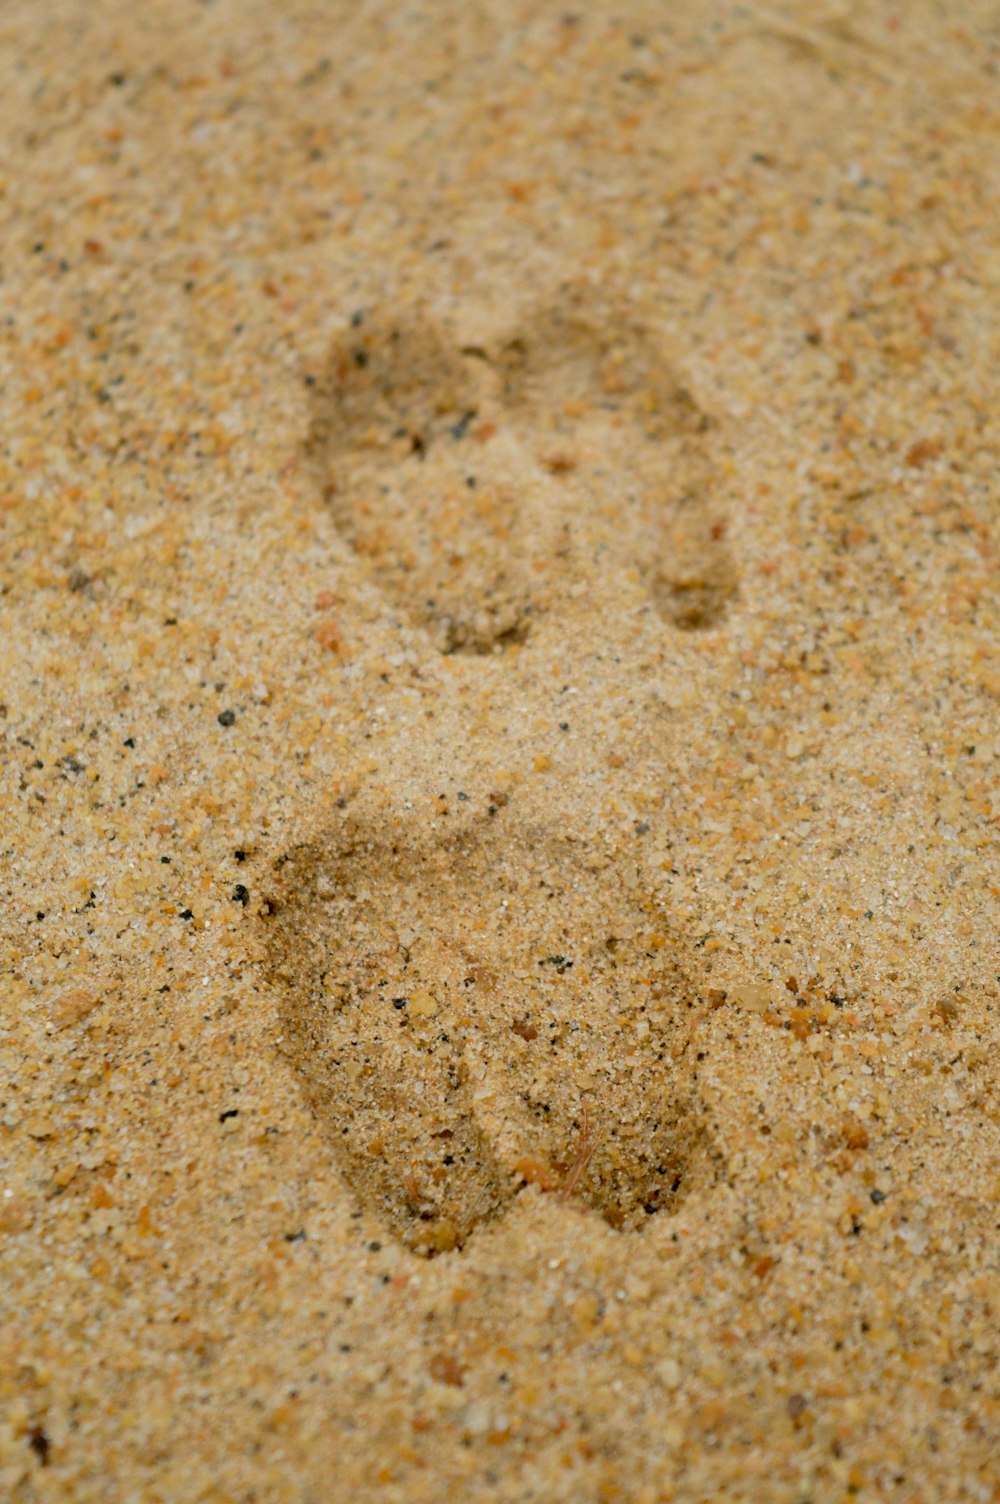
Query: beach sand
xmin=1 ymin=2 xmax=998 ymax=1499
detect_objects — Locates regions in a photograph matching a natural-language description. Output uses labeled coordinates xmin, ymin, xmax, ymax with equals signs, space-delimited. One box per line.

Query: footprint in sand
xmin=496 ymin=291 xmax=738 ymax=631
xmin=305 ymin=290 xmax=737 ymax=651
xmin=272 ymin=288 xmax=735 ymax=1253
xmin=305 ymin=315 xmax=543 ymax=655
xmin=261 ymin=806 xmax=712 ymax=1255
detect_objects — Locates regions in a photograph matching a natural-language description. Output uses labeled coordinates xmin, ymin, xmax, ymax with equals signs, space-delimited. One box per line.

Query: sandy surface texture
xmin=1 ymin=2 xmax=998 ymax=1500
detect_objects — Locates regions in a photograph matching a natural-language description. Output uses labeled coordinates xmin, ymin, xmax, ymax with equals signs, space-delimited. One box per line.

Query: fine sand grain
xmin=1 ymin=2 xmax=998 ymax=1500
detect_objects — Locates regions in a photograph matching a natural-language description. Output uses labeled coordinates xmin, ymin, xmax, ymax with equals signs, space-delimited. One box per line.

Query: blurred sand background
xmin=0 ymin=2 xmax=998 ymax=1500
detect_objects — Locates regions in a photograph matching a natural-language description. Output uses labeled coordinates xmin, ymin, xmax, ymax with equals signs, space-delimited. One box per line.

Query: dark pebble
xmin=27 ymin=1426 xmax=50 ymax=1465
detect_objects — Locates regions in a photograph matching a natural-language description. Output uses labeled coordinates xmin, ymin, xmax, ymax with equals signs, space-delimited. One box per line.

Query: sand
xmin=1 ymin=1 xmax=998 ymax=1499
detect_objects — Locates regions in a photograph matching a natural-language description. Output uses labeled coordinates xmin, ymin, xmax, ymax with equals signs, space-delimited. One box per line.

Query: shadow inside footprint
xmin=498 ymin=294 xmax=738 ymax=630
xmin=306 ymin=314 xmax=534 ymax=655
xmin=261 ymin=809 xmax=712 ymax=1254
